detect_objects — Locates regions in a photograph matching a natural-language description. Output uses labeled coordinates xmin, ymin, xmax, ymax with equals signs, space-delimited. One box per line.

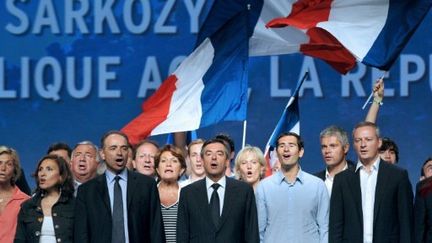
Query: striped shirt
xmin=161 ymin=202 xmax=179 ymax=243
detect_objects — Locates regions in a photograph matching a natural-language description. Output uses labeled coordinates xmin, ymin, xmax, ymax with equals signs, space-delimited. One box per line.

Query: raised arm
xmin=365 ymin=78 xmax=384 ymax=123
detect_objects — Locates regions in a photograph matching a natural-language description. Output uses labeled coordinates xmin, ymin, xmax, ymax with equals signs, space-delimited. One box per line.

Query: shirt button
xmin=35 ymin=231 xmax=40 ymax=236
xmin=55 ymin=225 xmax=59 ymax=229
xmin=57 ymin=238 xmax=62 ymax=242
xmin=53 ymin=213 xmax=57 ymax=217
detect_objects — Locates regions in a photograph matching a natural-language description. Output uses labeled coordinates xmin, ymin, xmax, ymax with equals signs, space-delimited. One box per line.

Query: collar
xmin=206 ymin=176 xmax=226 ymax=190
xmin=276 ymin=166 xmax=304 ymax=185
xmin=105 ymin=168 xmax=128 ymax=183
xmin=355 ymin=157 xmax=381 ymax=173
xmin=11 ymin=186 xmax=28 ymax=200
xmin=326 ymin=161 xmax=349 ymax=179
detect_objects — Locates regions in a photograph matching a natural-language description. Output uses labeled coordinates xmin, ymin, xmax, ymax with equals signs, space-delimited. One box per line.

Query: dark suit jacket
xmin=329 ymin=160 xmax=413 ymax=243
xmin=177 ymin=177 xmax=259 ymax=243
xmin=74 ymin=170 xmax=165 ymax=243
xmin=414 ymin=178 xmax=432 ymax=243
xmin=314 ymin=160 xmax=355 ymax=181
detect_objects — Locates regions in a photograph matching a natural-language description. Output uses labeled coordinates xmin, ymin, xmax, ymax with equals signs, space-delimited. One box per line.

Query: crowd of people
xmin=0 ymin=80 xmax=431 ymax=243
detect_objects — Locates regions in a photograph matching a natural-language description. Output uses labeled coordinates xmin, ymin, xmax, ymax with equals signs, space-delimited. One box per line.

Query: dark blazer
xmin=314 ymin=160 xmax=355 ymax=181
xmin=15 ymin=193 xmax=75 ymax=243
xmin=176 ymin=177 xmax=259 ymax=243
xmin=73 ymin=170 xmax=165 ymax=243
xmin=414 ymin=178 xmax=432 ymax=243
xmin=329 ymin=160 xmax=413 ymax=243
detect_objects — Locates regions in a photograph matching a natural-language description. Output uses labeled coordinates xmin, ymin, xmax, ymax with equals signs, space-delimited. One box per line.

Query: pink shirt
xmin=0 ymin=187 xmax=30 ymax=243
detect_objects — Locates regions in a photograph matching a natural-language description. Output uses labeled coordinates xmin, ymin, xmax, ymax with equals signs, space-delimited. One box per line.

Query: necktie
xmin=112 ymin=176 xmax=125 ymax=243
xmin=210 ymin=183 xmax=221 ymax=227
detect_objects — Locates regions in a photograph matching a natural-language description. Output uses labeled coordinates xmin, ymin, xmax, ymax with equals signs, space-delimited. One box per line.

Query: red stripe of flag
xmin=266 ymin=0 xmax=333 ymax=29
xmin=121 ymin=75 xmax=178 ymax=145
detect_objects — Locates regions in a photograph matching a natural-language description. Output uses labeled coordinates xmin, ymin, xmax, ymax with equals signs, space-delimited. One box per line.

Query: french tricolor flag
xmin=252 ymin=0 xmax=432 ymax=74
xmin=263 ymin=73 xmax=305 ymax=177
xmin=122 ymin=0 xmax=431 ymax=144
xmin=122 ymin=0 xmax=261 ymax=145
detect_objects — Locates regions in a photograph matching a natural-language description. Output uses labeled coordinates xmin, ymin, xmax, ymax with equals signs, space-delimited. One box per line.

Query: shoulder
xmin=313 ymin=170 xmax=326 ymax=180
xmin=128 ymin=170 xmax=157 ymax=185
xmin=227 ymin=177 xmax=253 ymax=192
xmin=181 ymin=178 xmax=205 ymax=194
xmin=380 ymin=161 xmax=409 ymax=178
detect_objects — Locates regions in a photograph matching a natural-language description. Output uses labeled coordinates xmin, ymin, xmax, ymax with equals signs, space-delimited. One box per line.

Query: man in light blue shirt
xmin=256 ymin=132 xmax=329 ymax=243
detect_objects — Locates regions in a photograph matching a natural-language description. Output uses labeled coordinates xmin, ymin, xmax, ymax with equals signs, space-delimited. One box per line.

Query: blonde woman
xmin=234 ymin=145 xmax=266 ymax=190
xmin=0 ymin=146 xmax=30 ymax=243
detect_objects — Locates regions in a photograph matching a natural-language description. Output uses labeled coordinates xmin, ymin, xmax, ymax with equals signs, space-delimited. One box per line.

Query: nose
xmin=246 ymin=161 xmax=252 ymax=169
xmin=360 ymin=139 xmax=366 ymax=147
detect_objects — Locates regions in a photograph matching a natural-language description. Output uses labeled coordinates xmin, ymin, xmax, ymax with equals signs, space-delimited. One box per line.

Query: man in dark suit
xmin=314 ymin=126 xmax=355 ymax=196
xmin=329 ymin=122 xmax=413 ymax=243
xmin=74 ymin=131 xmax=165 ymax=243
xmin=177 ymin=138 xmax=259 ymax=243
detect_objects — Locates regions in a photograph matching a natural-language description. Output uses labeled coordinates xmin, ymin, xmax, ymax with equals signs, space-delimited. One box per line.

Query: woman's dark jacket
xmin=14 ymin=192 xmax=75 ymax=243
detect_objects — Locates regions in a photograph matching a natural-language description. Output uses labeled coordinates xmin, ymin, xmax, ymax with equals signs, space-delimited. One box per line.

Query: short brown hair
xmin=155 ymin=145 xmax=187 ymax=180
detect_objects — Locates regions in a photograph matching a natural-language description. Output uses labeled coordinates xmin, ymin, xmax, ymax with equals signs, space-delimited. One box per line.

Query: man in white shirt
xmin=329 ymin=121 xmax=413 ymax=243
xmin=314 ymin=126 xmax=354 ymax=196
xmin=177 ymin=138 xmax=259 ymax=243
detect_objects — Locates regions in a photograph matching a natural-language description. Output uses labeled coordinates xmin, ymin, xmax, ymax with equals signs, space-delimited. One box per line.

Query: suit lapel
xmin=217 ymin=178 xmax=235 ymax=231
xmin=352 ymin=170 xmax=364 ymax=225
xmin=126 ymin=170 xmax=137 ymax=208
xmin=373 ymin=161 xmax=388 ymax=223
xmin=96 ymin=174 xmax=111 ymax=212
xmin=195 ymin=179 xmax=215 ymax=228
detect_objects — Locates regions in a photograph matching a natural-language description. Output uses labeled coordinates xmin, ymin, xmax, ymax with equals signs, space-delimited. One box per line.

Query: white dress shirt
xmin=356 ymin=158 xmax=380 ymax=243
xmin=325 ymin=162 xmax=348 ymax=197
xmin=206 ymin=176 xmax=226 ymax=216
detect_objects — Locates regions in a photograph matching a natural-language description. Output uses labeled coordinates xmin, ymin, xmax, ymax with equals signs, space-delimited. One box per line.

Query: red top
xmin=0 ymin=187 xmax=30 ymax=243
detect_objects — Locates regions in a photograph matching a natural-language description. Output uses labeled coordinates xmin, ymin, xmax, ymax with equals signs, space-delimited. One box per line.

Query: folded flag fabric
xmin=263 ymin=73 xmax=307 ymax=177
xmin=122 ymin=0 xmax=261 ymax=145
xmin=252 ymin=0 xmax=432 ymax=74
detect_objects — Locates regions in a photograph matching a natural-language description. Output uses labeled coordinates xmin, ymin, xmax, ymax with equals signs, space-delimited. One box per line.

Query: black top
xmin=14 ymin=193 xmax=75 ymax=243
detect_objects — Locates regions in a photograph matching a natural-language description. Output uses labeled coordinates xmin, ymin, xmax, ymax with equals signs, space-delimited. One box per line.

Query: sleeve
xmin=316 ymin=181 xmax=329 ymax=243
xmin=14 ymin=205 xmax=27 ymax=243
xmin=176 ymin=188 xmax=189 ymax=243
xmin=329 ymin=174 xmax=344 ymax=243
xmin=255 ymin=183 xmax=267 ymax=243
xmin=244 ymin=186 xmax=260 ymax=243
xmin=73 ymin=186 xmax=89 ymax=243
xmin=397 ymin=170 xmax=414 ymax=243
xmin=148 ymin=180 xmax=166 ymax=243
xmin=413 ymin=183 xmax=426 ymax=243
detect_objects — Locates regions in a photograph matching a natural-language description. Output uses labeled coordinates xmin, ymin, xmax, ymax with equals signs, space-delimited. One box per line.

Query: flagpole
xmin=362 ymin=72 xmax=386 ymax=110
xmin=242 ymin=120 xmax=247 ymax=149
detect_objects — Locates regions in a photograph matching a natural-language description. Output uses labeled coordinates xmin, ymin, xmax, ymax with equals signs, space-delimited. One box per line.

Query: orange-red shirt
xmin=0 ymin=187 xmax=30 ymax=243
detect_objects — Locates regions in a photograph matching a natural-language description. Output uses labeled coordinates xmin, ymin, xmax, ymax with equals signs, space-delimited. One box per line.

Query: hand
xmin=372 ymin=78 xmax=384 ymax=102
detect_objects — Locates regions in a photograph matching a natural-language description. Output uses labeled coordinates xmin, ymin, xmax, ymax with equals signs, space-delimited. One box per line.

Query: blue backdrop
xmin=1 ymin=0 xmax=431 ymax=188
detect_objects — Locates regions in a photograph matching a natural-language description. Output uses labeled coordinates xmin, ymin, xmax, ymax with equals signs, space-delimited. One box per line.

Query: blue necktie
xmin=112 ymin=176 xmax=125 ymax=243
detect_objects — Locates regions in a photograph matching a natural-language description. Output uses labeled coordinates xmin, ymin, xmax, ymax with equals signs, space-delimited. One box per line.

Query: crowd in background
xmin=1 ymin=80 xmax=432 ymax=243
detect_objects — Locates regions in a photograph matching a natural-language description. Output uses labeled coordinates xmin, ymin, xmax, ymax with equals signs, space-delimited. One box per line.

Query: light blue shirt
xmin=256 ymin=168 xmax=329 ymax=243
xmin=106 ymin=169 xmax=129 ymax=243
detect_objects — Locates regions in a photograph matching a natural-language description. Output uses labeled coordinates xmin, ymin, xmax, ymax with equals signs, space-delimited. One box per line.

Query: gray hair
xmin=320 ymin=125 xmax=349 ymax=147
xmin=71 ymin=141 xmax=100 ymax=163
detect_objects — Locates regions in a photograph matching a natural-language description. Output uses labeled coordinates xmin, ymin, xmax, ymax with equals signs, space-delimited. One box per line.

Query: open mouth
xmin=210 ymin=162 xmax=218 ymax=169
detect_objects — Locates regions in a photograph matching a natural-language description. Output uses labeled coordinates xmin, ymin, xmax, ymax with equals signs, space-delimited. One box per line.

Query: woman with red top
xmin=0 ymin=146 xmax=30 ymax=243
